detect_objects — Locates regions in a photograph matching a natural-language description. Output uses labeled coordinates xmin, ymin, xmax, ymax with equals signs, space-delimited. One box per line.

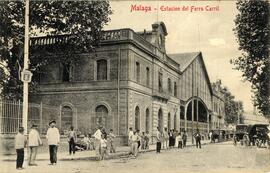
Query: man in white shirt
xmin=28 ymin=124 xmax=42 ymax=166
xmin=128 ymin=127 xmax=133 ymax=154
xmin=156 ymin=127 xmax=162 ymax=153
xmin=46 ymin=120 xmax=60 ymax=165
xmin=93 ymin=126 xmax=102 ymax=158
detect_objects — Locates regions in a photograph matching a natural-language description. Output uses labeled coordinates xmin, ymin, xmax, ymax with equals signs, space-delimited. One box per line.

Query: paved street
xmin=1 ymin=142 xmax=270 ymax=173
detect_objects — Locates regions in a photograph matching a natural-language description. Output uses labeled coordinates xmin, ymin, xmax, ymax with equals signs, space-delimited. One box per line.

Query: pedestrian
xmin=128 ymin=127 xmax=133 ymax=154
xmin=163 ymin=128 xmax=169 ymax=149
xmin=194 ymin=129 xmax=201 ymax=149
xmin=209 ymin=131 xmax=213 ymax=143
xmin=108 ymin=129 xmax=116 ymax=153
xmin=137 ymin=130 xmax=141 ymax=149
xmin=46 ymin=120 xmax=60 ymax=165
xmin=99 ymin=134 xmax=108 ymax=160
xmin=15 ymin=127 xmax=27 ymax=170
xmin=93 ymin=126 xmax=102 ymax=159
xmin=176 ymin=132 xmax=183 ymax=149
xmin=28 ymin=124 xmax=42 ymax=166
xmin=156 ymin=127 xmax=162 ymax=153
xmin=131 ymin=130 xmax=140 ymax=158
xmin=67 ymin=126 xmax=77 ymax=155
xmin=82 ymin=134 xmax=90 ymax=150
xmin=169 ymin=130 xmax=174 ymax=148
xmin=182 ymin=130 xmax=188 ymax=148
xmin=141 ymin=132 xmax=146 ymax=150
xmin=173 ymin=129 xmax=178 ymax=147
xmin=145 ymin=131 xmax=151 ymax=149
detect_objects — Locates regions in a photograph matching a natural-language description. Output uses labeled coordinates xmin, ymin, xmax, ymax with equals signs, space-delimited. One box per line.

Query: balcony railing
xmin=30 ymin=29 xmax=180 ymax=70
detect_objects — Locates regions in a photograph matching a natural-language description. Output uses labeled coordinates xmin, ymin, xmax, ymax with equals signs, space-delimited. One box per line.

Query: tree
xmin=223 ymin=87 xmax=244 ymax=124
xmin=232 ymin=0 xmax=269 ymax=117
xmin=0 ymin=1 xmax=112 ymax=99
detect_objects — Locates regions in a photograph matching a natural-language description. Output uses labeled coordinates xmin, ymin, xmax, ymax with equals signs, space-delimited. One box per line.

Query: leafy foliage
xmin=0 ymin=1 xmax=112 ymax=99
xmin=232 ymin=0 xmax=269 ymax=117
xmin=223 ymin=87 xmax=244 ymax=124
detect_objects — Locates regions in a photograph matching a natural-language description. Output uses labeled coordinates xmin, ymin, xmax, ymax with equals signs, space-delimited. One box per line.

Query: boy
xmin=108 ymin=129 xmax=116 ymax=153
xmin=15 ymin=127 xmax=27 ymax=170
xmin=176 ymin=132 xmax=183 ymax=149
xmin=100 ymin=134 xmax=108 ymax=160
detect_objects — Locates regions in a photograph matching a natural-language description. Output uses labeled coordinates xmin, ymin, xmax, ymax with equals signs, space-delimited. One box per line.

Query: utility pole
xmin=21 ymin=0 xmax=32 ymax=133
xmin=237 ymin=101 xmax=240 ymax=124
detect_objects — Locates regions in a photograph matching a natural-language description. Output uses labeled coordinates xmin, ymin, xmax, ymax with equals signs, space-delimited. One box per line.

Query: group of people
xmin=92 ymin=127 xmax=116 ymax=160
xmin=156 ymin=127 xmax=202 ymax=152
xmin=128 ymin=128 xmax=152 ymax=157
xmin=127 ymin=127 xmax=202 ymax=158
xmin=15 ymin=120 xmax=59 ymax=170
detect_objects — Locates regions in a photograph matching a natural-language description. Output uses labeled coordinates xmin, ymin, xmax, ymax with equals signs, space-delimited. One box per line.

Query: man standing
xmin=156 ymin=127 xmax=162 ymax=153
xmin=93 ymin=126 xmax=102 ymax=159
xmin=67 ymin=126 xmax=77 ymax=155
xmin=182 ymin=130 xmax=188 ymax=148
xmin=163 ymin=128 xmax=169 ymax=149
xmin=108 ymin=129 xmax=116 ymax=153
xmin=15 ymin=127 xmax=27 ymax=170
xmin=194 ymin=129 xmax=202 ymax=149
xmin=28 ymin=124 xmax=42 ymax=166
xmin=46 ymin=120 xmax=60 ymax=165
xmin=128 ymin=127 xmax=133 ymax=154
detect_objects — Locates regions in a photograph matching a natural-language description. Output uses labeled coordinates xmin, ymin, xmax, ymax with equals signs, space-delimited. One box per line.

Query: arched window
xmin=146 ymin=67 xmax=150 ymax=86
xmin=158 ymin=108 xmax=163 ymax=130
xmin=135 ymin=106 xmax=140 ymax=130
xmin=95 ymin=105 xmax=108 ymax=129
xmin=61 ymin=106 xmax=73 ymax=131
xmin=168 ymin=78 xmax=172 ymax=93
xmin=145 ymin=108 xmax=150 ymax=132
xmin=167 ymin=113 xmax=171 ymax=130
xmin=97 ymin=59 xmax=107 ymax=80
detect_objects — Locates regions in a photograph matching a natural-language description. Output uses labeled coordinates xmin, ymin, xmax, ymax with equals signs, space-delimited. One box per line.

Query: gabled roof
xmin=168 ymin=52 xmax=213 ymax=95
xmin=168 ymin=52 xmax=200 ymax=71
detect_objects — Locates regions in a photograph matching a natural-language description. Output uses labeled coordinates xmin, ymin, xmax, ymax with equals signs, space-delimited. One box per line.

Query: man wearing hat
xmin=46 ymin=120 xmax=60 ymax=165
xmin=28 ymin=124 xmax=42 ymax=166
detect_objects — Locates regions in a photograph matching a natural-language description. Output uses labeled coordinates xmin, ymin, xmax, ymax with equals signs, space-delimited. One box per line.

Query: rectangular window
xmin=158 ymin=72 xmax=163 ymax=92
xmin=168 ymin=78 xmax=172 ymax=93
xmin=62 ymin=63 xmax=72 ymax=82
xmin=174 ymin=82 xmax=177 ymax=97
xmin=136 ymin=62 xmax=140 ymax=82
xmin=97 ymin=59 xmax=108 ymax=80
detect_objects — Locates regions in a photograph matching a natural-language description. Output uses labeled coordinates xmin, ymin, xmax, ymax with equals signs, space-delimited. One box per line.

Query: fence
xmin=0 ymin=99 xmax=76 ymax=135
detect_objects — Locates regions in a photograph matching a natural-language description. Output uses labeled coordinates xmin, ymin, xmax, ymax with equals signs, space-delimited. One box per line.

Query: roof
xmin=168 ymin=52 xmax=200 ymax=71
xmin=168 ymin=52 xmax=213 ymax=95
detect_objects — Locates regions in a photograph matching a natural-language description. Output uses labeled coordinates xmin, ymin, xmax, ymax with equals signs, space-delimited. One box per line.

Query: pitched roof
xmin=168 ymin=52 xmax=200 ymax=71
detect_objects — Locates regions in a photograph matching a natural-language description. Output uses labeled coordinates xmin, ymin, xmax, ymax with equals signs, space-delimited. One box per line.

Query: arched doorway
xmin=158 ymin=108 xmax=163 ymax=130
xmin=61 ymin=106 xmax=73 ymax=132
xmin=135 ymin=106 xmax=140 ymax=130
xmin=186 ymin=98 xmax=208 ymax=123
xmin=95 ymin=105 xmax=108 ymax=129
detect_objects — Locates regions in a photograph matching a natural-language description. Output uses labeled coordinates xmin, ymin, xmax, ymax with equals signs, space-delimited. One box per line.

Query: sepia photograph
xmin=0 ymin=0 xmax=269 ymax=173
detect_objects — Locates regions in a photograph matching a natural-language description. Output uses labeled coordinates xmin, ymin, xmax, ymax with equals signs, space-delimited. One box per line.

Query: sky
xmin=104 ymin=0 xmax=253 ymax=112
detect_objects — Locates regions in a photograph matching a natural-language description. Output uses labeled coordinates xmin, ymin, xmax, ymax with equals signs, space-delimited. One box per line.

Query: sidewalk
xmin=1 ymin=140 xmax=211 ymax=162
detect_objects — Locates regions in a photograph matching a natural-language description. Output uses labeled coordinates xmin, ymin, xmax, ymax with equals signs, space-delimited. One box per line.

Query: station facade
xmin=30 ymin=22 xmax=225 ymax=144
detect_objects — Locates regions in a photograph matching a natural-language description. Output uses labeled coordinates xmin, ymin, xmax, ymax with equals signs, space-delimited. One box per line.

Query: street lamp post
xmin=22 ymin=0 xmax=32 ymax=133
